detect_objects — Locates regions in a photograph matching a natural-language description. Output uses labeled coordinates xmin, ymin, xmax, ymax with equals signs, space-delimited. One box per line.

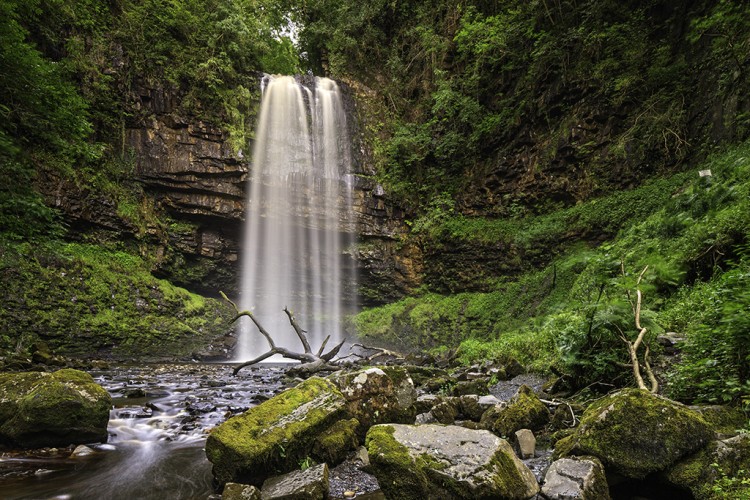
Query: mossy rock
xmin=662 ymin=434 xmax=750 ymax=499
xmin=689 ymin=404 xmax=748 ymax=436
xmin=312 ymin=417 xmax=360 ymax=465
xmin=554 ymin=389 xmax=713 ymax=479
xmin=480 ymin=385 xmax=550 ymax=437
xmin=541 ymin=456 xmax=611 ymax=500
xmin=401 ymin=365 xmax=450 ymax=386
xmin=452 ymin=379 xmax=490 ymax=396
xmin=205 ymin=377 xmax=347 ymax=488
xmin=366 ymin=423 xmax=539 ymax=500
xmin=0 ymin=369 xmax=112 ymax=448
xmin=329 ymin=367 xmax=416 ymax=435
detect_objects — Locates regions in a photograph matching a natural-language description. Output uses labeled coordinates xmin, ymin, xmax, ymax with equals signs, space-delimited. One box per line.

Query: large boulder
xmin=261 ymin=463 xmax=329 ymax=500
xmin=662 ymin=434 xmax=750 ymax=499
xmin=554 ymin=389 xmax=713 ymax=479
xmin=365 ymin=423 xmax=539 ymax=500
xmin=205 ymin=377 xmax=347 ymax=487
xmin=311 ymin=417 xmax=359 ymax=465
xmin=0 ymin=369 xmax=111 ymax=448
xmin=480 ymin=385 xmax=550 ymax=437
xmin=329 ymin=367 xmax=416 ymax=434
xmin=541 ymin=456 xmax=610 ymax=500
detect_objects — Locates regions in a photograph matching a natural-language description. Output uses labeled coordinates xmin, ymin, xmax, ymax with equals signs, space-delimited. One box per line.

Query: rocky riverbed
xmin=1 ymin=359 xmax=748 ymax=500
xmin=0 ymin=363 xmax=289 ymax=499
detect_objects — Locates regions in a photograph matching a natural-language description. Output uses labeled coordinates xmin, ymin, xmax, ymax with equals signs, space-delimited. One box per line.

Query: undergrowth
xmin=0 ymin=239 xmax=233 ymax=358
xmin=354 ymin=139 xmax=750 ymax=403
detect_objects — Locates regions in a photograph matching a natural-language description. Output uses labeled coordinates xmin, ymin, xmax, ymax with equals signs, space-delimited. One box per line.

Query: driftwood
xmin=336 ymin=343 xmax=406 ymax=364
xmin=221 ymin=292 xmax=345 ymax=376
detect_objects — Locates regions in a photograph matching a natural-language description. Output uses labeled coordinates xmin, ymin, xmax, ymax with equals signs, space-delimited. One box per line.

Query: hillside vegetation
xmin=1 ymin=0 xmax=750 ymax=409
xmin=0 ymin=0 xmax=299 ymax=357
xmin=297 ymin=0 xmax=750 ymax=406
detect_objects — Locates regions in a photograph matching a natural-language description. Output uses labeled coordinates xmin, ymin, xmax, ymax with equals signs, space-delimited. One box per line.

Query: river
xmin=0 ymin=363 xmax=288 ymax=500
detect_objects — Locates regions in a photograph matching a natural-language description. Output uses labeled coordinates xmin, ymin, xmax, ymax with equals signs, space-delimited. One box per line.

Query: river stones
xmin=541 ymin=456 xmax=610 ymax=500
xmin=554 ymin=388 xmax=713 ymax=479
xmin=205 ymin=377 xmax=347 ymax=487
xmin=261 ymin=463 xmax=329 ymax=500
xmin=662 ymin=434 xmax=750 ymax=498
xmin=365 ymin=423 xmax=539 ymax=500
xmin=0 ymin=369 xmax=111 ymax=448
xmin=329 ymin=367 xmax=417 ymax=434
xmin=480 ymin=385 xmax=550 ymax=437
xmin=222 ymin=483 xmax=261 ymax=500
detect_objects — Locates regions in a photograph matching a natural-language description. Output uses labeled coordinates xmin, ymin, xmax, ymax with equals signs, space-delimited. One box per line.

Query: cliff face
xmin=124 ymin=83 xmax=246 ymax=295
xmin=71 ymin=79 xmax=420 ymax=303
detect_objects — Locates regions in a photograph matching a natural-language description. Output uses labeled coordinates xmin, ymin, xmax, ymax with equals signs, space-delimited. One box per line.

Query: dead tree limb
xmin=220 ymin=292 xmax=344 ymax=376
xmin=617 ymin=266 xmax=659 ymax=393
xmin=340 ymin=343 xmax=405 ymax=363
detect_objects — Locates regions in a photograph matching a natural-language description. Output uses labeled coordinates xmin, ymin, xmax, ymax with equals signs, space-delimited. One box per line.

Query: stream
xmin=0 ymin=363 xmax=289 ymax=500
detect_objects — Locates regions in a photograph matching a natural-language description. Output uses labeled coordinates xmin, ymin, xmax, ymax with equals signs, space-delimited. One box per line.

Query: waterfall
xmin=236 ymin=75 xmax=355 ymax=360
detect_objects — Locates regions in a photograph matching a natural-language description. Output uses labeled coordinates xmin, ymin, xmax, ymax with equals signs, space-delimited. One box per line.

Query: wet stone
xmin=261 ymin=463 xmax=329 ymax=500
xmin=223 ymin=482 xmax=261 ymax=500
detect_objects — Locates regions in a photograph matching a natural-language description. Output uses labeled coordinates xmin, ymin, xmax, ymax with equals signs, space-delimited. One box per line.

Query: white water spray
xmin=237 ymin=75 xmax=355 ymax=360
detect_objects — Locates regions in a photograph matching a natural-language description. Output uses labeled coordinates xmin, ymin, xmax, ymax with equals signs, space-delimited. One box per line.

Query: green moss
xmin=484 ymin=443 xmax=535 ymax=498
xmin=0 ymin=369 xmax=111 ymax=447
xmin=312 ymin=418 xmax=359 ymax=465
xmin=365 ymin=425 xmax=428 ymax=500
xmin=665 ymin=435 xmax=750 ymax=499
xmin=555 ymin=389 xmax=714 ymax=479
xmin=206 ymin=377 xmax=347 ymax=487
xmin=482 ymin=385 xmax=550 ymax=437
xmin=0 ymin=239 xmax=234 ymax=358
xmin=379 ymin=366 xmax=410 ymax=387
xmin=691 ymin=405 xmax=748 ymax=435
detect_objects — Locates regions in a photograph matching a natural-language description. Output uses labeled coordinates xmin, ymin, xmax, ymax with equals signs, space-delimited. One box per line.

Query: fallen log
xmin=220 ymin=292 xmax=344 ymax=376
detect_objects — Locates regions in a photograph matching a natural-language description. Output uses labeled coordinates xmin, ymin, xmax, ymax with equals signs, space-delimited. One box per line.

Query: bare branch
xmin=617 ymin=266 xmax=657 ymax=393
xmin=220 ymin=295 xmax=345 ymax=377
xmin=321 ymin=340 xmax=346 ymax=361
xmin=317 ymin=335 xmax=331 ymax=357
xmin=284 ymin=307 xmax=312 ymax=354
xmin=232 ymin=349 xmax=281 ymax=375
xmin=643 ymin=344 xmax=659 ymax=393
xmin=220 ymin=291 xmax=276 ymax=349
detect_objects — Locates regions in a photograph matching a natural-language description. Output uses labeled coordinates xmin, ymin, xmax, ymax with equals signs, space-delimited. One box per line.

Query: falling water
xmin=237 ymin=75 xmax=355 ymax=360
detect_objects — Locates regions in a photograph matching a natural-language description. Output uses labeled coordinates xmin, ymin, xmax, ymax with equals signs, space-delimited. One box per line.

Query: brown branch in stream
xmin=220 ymin=291 xmax=344 ymax=377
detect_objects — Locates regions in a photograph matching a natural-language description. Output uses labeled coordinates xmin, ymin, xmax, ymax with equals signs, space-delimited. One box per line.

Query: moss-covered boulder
xmin=366 ymin=423 xmax=539 ymax=500
xmin=0 ymin=369 xmax=111 ymax=448
xmin=205 ymin=377 xmax=347 ymax=487
xmin=689 ymin=404 xmax=747 ymax=436
xmin=311 ymin=417 xmax=359 ymax=465
xmin=662 ymin=434 xmax=750 ymax=499
xmin=554 ymin=389 xmax=713 ymax=479
xmin=480 ymin=385 xmax=550 ymax=437
xmin=329 ymin=367 xmax=416 ymax=435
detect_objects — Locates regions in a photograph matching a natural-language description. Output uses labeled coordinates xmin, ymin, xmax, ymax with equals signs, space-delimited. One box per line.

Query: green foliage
xmin=0 ymin=0 xmax=98 ymax=240
xmin=355 ymin=139 xmax=750 ymax=398
xmin=0 ymin=239 xmax=233 ymax=357
xmin=708 ymin=462 xmax=750 ymax=500
xmin=667 ymin=261 xmax=750 ymax=405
